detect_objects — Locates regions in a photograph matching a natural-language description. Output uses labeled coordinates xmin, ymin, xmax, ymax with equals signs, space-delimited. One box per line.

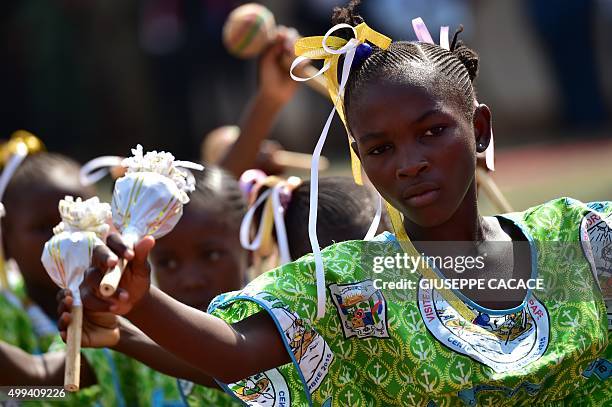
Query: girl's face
xmin=4 ymin=184 xmax=92 ymax=291
xmin=151 ymin=206 xmax=247 ymax=311
xmin=349 ymin=79 xmax=488 ymax=228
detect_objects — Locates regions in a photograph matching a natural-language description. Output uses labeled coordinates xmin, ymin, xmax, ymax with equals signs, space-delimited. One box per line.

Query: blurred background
xmin=0 ymin=0 xmax=610 ymax=212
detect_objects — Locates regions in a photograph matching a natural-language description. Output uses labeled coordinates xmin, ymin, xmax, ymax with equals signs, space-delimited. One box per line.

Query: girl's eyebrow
xmin=412 ymin=108 xmax=447 ymax=124
xmin=358 ymin=131 xmax=385 ymax=144
xmin=358 ymin=108 xmax=447 ymax=144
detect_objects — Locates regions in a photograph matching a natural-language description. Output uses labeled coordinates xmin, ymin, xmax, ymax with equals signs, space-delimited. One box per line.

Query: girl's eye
xmin=423 ymin=126 xmax=446 ymax=137
xmin=158 ymin=258 xmax=178 ymax=271
xmin=203 ymin=250 xmax=222 ymax=262
xmin=368 ymin=144 xmax=392 ymax=156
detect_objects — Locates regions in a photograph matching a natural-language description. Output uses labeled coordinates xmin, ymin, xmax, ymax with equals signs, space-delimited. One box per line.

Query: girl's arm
xmin=125 ymin=286 xmax=289 ymax=383
xmin=58 ymin=290 xmax=274 ymax=387
xmin=75 ymin=234 xmax=291 ymax=384
xmin=0 ymin=341 xmax=96 ymax=387
xmin=113 ymin=318 xmax=222 ymax=387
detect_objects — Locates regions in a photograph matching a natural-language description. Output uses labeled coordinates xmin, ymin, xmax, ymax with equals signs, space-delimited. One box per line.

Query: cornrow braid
xmin=332 ymin=0 xmax=480 ymax=121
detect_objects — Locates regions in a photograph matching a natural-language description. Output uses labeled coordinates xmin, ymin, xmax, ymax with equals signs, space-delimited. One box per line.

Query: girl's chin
xmin=402 ymin=206 xmax=454 ymax=229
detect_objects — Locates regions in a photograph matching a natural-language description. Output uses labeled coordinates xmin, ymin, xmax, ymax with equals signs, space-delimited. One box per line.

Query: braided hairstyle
xmin=332 ymin=0 xmax=480 ymax=124
xmin=190 ymin=164 xmax=247 ymax=229
xmin=286 ymin=176 xmax=380 ymax=259
xmin=4 ymin=153 xmax=94 ymax=207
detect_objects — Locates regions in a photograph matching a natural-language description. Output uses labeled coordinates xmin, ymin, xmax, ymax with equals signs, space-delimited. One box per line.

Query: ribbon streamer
xmin=79 ymin=156 xmax=124 ymax=186
xmin=290 ymin=23 xmax=391 ymax=319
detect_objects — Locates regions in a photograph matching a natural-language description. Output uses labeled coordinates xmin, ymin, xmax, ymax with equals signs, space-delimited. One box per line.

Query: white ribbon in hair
xmin=240 ymin=189 xmax=271 ymax=252
xmin=239 ymin=183 xmax=293 ymax=266
xmin=290 ymin=23 xmax=384 ymax=320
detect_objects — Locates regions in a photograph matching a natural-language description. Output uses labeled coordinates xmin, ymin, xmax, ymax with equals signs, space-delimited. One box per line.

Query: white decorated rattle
xmin=41 ymin=196 xmax=111 ymax=391
xmin=99 ymin=145 xmax=203 ymax=296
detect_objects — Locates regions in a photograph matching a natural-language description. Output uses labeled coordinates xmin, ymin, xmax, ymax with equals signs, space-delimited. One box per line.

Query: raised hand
xmin=258 ymin=25 xmax=300 ymax=105
xmin=78 ymin=234 xmax=156 ymax=317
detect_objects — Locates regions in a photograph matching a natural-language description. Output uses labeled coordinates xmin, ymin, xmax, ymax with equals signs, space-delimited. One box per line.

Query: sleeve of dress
xmin=207 ymin=258 xmax=335 ymax=407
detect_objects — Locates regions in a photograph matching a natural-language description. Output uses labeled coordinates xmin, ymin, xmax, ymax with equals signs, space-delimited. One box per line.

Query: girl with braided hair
xmin=60 ymin=1 xmax=610 ymax=405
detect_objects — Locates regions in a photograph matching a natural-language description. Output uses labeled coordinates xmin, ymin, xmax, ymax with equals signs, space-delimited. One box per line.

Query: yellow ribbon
xmin=0 ymin=130 xmax=46 ymax=168
xmin=294 ymin=23 xmax=391 ymax=185
xmin=385 ymin=202 xmax=476 ymax=321
xmin=0 ymin=130 xmax=45 ymax=290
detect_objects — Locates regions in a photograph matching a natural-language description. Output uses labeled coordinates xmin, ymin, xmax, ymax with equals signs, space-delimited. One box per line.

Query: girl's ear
xmin=473 ymin=104 xmax=492 ymax=153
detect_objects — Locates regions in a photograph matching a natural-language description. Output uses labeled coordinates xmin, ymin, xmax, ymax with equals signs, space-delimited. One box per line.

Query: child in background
xmin=0 ymin=152 xmax=182 ymax=406
xmin=241 ymin=173 xmax=383 ymax=274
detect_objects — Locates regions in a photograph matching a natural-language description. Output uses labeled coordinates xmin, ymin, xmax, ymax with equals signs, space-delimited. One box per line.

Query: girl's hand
xmin=57 ymin=288 xmax=119 ymax=348
xmin=257 ymin=26 xmax=299 ymax=105
xmin=79 ymin=234 xmax=156 ymax=316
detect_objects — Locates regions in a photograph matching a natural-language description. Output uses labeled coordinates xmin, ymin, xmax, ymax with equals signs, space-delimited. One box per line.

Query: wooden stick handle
xmin=272 ymin=150 xmax=330 ymax=171
xmin=475 ymin=168 xmax=514 ymax=213
xmin=64 ymin=305 xmax=82 ymax=392
xmin=99 ymin=258 xmax=127 ymax=297
xmin=281 ymin=54 xmax=329 ymax=99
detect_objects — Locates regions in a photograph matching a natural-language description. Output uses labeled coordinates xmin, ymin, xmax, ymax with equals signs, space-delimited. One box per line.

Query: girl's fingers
xmin=57 ymin=294 xmax=73 ymax=317
xmin=58 ymin=312 xmax=72 ymax=331
xmin=108 ymin=291 xmax=131 ymax=313
xmin=92 ymin=245 xmax=119 ymax=270
xmin=80 ymin=269 xmax=115 ymax=312
xmin=131 ymin=236 xmax=155 ymax=278
xmin=56 ymin=288 xmax=72 ymax=302
xmin=107 ymin=233 xmax=134 ymax=260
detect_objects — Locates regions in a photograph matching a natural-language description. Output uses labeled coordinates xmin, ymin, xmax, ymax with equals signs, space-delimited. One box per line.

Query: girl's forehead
xmin=349 ymin=76 xmax=469 ymax=133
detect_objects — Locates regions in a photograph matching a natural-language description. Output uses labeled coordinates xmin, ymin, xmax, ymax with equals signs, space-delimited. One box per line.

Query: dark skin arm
xmin=0 ymin=340 xmax=96 ymax=387
xmin=59 ymin=289 xmax=223 ymax=388
xmin=63 ymin=234 xmax=290 ymax=384
xmin=219 ymin=27 xmax=298 ymax=177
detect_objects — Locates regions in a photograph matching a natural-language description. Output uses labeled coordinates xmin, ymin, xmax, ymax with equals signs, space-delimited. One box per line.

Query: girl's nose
xmin=181 ymin=264 xmax=208 ymax=289
xmin=396 ymin=157 xmax=430 ymax=179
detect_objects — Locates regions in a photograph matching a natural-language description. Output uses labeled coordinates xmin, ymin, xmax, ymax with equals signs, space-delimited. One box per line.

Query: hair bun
xmin=453 ymin=42 xmax=479 ymax=82
xmin=331 ymin=0 xmax=364 ymax=29
xmin=450 ymin=26 xmax=479 ymax=83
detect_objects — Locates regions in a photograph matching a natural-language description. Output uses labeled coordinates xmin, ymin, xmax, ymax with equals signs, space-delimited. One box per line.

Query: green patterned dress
xmin=200 ymin=198 xmax=610 ymax=406
xmin=0 ymin=276 xmax=184 ymax=406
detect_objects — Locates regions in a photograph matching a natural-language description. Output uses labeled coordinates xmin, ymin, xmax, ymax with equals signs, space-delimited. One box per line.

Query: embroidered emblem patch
xmin=228 ymin=369 xmax=291 ymax=406
xmin=581 ymin=210 xmax=612 ymax=300
xmin=418 ymin=280 xmax=550 ymax=373
xmin=329 ymin=280 xmax=389 ymax=339
xmin=253 ymin=292 xmax=334 ymax=394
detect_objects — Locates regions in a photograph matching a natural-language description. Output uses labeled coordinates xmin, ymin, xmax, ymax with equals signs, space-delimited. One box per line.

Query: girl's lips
xmin=404 ymin=188 xmax=440 ymax=208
